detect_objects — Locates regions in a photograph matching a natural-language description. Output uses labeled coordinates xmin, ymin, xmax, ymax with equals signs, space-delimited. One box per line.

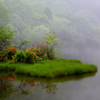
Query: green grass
xmin=0 ymin=58 xmax=97 ymax=78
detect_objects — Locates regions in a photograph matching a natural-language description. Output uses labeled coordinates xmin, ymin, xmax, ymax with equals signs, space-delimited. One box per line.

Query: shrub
xmin=13 ymin=49 xmax=43 ymax=63
xmin=24 ymin=50 xmax=37 ymax=63
xmin=13 ymin=50 xmax=25 ymax=62
xmin=24 ymin=44 xmax=47 ymax=63
xmin=0 ymin=51 xmax=6 ymax=62
xmin=35 ymin=42 xmax=47 ymax=59
xmin=0 ymin=45 xmax=16 ymax=61
xmin=42 ymin=31 xmax=63 ymax=60
xmin=4 ymin=45 xmax=16 ymax=60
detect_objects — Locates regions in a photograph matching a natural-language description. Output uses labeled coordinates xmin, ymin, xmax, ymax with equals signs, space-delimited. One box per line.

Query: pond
xmin=0 ymin=71 xmax=98 ymax=100
xmin=0 ymin=51 xmax=100 ymax=100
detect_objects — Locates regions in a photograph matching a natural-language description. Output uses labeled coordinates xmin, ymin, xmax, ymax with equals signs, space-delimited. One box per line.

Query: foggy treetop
xmin=0 ymin=0 xmax=100 ymax=49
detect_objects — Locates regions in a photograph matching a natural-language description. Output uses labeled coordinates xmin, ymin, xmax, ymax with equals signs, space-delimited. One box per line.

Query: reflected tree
xmin=42 ymin=83 xmax=57 ymax=95
xmin=0 ymin=72 xmax=96 ymax=98
xmin=0 ymin=75 xmax=18 ymax=100
xmin=18 ymin=81 xmax=31 ymax=95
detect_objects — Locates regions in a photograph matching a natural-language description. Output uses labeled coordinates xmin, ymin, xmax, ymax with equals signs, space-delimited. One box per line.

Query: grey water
xmin=0 ymin=51 xmax=100 ymax=100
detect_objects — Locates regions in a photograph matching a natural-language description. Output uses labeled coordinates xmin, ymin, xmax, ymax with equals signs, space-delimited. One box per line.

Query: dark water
xmin=0 ymin=52 xmax=100 ymax=100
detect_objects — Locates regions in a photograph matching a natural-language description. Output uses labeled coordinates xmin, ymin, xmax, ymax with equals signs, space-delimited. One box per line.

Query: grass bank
xmin=0 ymin=58 xmax=97 ymax=78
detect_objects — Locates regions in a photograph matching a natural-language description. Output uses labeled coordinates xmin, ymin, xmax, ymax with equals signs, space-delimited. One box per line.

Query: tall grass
xmin=0 ymin=58 xmax=97 ymax=78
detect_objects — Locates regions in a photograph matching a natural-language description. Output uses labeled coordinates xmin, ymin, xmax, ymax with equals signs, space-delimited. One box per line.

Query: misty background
xmin=0 ymin=0 xmax=100 ymax=63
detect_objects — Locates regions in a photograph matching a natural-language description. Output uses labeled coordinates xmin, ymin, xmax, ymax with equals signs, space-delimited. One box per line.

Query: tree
xmin=0 ymin=0 xmax=11 ymax=26
xmin=0 ymin=26 xmax=16 ymax=51
xmin=26 ymin=25 xmax=49 ymax=46
xmin=44 ymin=7 xmax=53 ymax=21
xmin=43 ymin=31 xmax=63 ymax=60
xmin=15 ymin=40 xmax=32 ymax=50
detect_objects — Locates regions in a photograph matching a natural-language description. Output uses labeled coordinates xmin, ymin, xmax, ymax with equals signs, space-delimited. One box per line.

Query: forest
xmin=0 ymin=0 xmax=100 ymax=51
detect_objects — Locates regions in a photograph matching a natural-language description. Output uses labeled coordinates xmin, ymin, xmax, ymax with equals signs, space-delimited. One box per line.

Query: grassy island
xmin=0 ymin=58 xmax=97 ymax=78
xmin=0 ymin=31 xmax=97 ymax=78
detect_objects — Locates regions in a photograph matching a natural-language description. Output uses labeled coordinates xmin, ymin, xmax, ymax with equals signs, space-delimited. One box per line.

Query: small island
xmin=0 ymin=29 xmax=97 ymax=78
xmin=0 ymin=58 xmax=97 ymax=78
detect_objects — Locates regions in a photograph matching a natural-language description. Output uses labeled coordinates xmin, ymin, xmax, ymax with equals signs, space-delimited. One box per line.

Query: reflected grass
xmin=0 ymin=71 xmax=97 ymax=96
xmin=0 ymin=58 xmax=97 ymax=78
xmin=15 ymin=72 xmax=97 ymax=83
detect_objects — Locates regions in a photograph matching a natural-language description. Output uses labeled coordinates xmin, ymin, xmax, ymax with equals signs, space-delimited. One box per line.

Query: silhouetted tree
xmin=44 ymin=7 xmax=53 ymax=21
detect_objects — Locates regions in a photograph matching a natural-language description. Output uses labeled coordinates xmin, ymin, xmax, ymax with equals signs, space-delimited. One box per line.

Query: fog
xmin=1 ymin=0 xmax=100 ymax=63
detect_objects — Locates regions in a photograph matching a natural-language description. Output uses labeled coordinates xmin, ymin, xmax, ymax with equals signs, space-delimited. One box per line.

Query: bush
xmin=13 ymin=50 xmax=25 ymax=62
xmin=35 ymin=42 xmax=47 ymax=60
xmin=0 ymin=51 xmax=6 ymax=62
xmin=0 ymin=45 xmax=16 ymax=61
xmin=13 ymin=48 xmax=43 ymax=63
xmin=4 ymin=45 xmax=16 ymax=60
xmin=24 ymin=50 xmax=37 ymax=63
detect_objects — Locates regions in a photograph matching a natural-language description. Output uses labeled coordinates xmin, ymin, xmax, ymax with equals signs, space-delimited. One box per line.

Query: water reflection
xmin=0 ymin=72 xmax=97 ymax=100
xmin=0 ymin=74 xmax=18 ymax=100
xmin=43 ymin=83 xmax=57 ymax=95
xmin=18 ymin=81 xmax=31 ymax=95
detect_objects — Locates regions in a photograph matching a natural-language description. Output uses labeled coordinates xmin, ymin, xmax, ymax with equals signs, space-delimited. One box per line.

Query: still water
xmin=0 ymin=52 xmax=100 ymax=100
xmin=0 ymin=72 xmax=98 ymax=100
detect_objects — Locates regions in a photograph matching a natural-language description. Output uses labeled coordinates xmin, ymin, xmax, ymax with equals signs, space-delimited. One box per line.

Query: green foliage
xmin=23 ymin=50 xmax=37 ymax=63
xmin=27 ymin=25 xmax=49 ymax=44
xmin=4 ymin=45 xmax=16 ymax=60
xmin=13 ymin=50 xmax=25 ymax=62
xmin=51 ymin=1 xmax=72 ymax=18
xmin=13 ymin=50 xmax=36 ymax=63
xmin=35 ymin=42 xmax=47 ymax=58
xmin=13 ymin=47 xmax=43 ymax=63
xmin=0 ymin=45 xmax=16 ymax=61
xmin=2 ymin=0 xmax=100 ymax=49
xmin=0 ymin=51 xmax=6 ymax=62
xmin=11 ymin=13 xmax=26 ymax=32
xmin=44 ymin=7 xmax=53 ymax=21
xmin=0 ymin=0 xmax=11 ymax=26
xmin=0 ymin=26 xmax=16 ymax=51
xmin=18 ymin=40 xmax=32 ymax=50
xmin=55 ymin=58 xmax=82 ymax=63
xmin=0 ymin=58 xmax=97 ymax=78
xmin=43 ymin=31 xmax=63 ymax=60
xmin=21 ymin=40 xmax=31 ymax=45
